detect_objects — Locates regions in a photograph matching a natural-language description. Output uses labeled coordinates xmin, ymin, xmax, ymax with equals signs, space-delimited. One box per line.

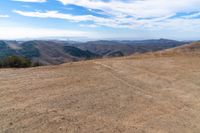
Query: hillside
xmin=0 ymin=42 xmax=200 ymax=133
xmin=145 ymin=42 xmax=200 ymax=57
xmin=31 ymin=41 xmax=98 ymax=65
xmin=0 ymin=41 xmax=17 ymax=57
xmin=166 ymin=42 xmax=200 ymax=55
xmin=0 ymin=39 xmax=187 ymax=65
xmin=70 ymin=39 xmax=186 ymax=56
xmin=0 ymin=41 xmax=98 ymax=65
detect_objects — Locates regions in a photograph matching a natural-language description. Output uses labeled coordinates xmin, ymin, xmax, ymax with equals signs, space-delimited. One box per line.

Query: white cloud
xmin=13 ymin=9 xmax=200 ymax=30
xmin=0 ymin=27 xmax=89 ymax=39
xmin=80 ymin=24 xmax=97 ymax=28
xmin=13 ymin=10 xmax=118 ymax=28
xmin=56 ymin=0 xmax=200 ymax=29
xmin=12 ymin=0 xmax=46 ymax=3
xmin=57 ymin=0 xmax=200 ymax=18
xmin=13 ymin=0 xmax=200 ymax=31
xmin=0 ymin=14 xmax=9 ymax=18
xmin=14 ymin=10 xmax=103 ymax=22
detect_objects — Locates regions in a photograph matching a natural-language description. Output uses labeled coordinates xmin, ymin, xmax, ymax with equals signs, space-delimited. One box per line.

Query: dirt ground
xmin=0 ymin=54 xmax=200 ymax=133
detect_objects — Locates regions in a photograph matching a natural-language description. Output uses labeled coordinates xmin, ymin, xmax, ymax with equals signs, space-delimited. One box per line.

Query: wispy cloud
xmin=13 ymin=10 xmax=104 ymax=22
xmin=57 ymin=0 xmax=200 ymax=18
xmin=13 ymin=0 xmax=200 ymax=32
xmin=0 ymin=14 xmax=9 ymax=18
xmin=80 ymin=24 xmax=97 ymax=28
xmin=56 ymin=0 xmax=200 ymax=29
xmin=12 ymin=0 xmax=46 ymax=3
xmin=13 ymin=9 xmax=200 ymax=30
xmin=12 ymin=10 xmax=168 ymax=28
xmin=13 ymin=10 xmax=118 ymax=28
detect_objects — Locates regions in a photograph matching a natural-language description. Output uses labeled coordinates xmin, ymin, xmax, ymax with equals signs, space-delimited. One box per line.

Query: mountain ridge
xmin=0 ymin=39 xmax=189 ymax=65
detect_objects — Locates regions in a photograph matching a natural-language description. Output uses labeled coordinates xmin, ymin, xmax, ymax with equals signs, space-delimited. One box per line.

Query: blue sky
xmin=0 ymin=0 xmax=200 ymax=40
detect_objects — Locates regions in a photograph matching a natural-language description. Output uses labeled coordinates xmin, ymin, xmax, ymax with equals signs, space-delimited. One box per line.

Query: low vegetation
xmin=0 ymin=56 xmax=32 ymax=68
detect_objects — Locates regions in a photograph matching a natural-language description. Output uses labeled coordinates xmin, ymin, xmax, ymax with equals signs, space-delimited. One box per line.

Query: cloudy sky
xmin=0 ymin=0 xmax=200 ymax=40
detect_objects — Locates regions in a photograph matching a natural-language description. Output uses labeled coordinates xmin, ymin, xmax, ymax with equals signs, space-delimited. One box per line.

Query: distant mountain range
xmin=0 ymin=39 xmax=189 ymax=65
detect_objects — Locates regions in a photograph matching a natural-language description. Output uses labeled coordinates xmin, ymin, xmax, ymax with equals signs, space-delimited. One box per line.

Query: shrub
xmin=0 ymin=56 xmax=31 ymax=68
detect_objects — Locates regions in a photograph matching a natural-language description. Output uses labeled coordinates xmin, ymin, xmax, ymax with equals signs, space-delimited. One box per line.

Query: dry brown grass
xmin=0 ymin=43 xmax=200 ymax=133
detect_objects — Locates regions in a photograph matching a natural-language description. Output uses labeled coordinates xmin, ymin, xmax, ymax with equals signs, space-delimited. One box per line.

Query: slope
xmin=0 ymin=42 xmax=200 ymax=133
xmin=0 ymin=40 xmax=98 ymax=65
xmin=71 ymin=39 xmax=186 ymax=56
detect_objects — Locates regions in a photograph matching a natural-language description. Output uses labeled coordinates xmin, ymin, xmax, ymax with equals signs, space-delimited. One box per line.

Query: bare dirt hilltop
xmin=0 ymin=42 xmax=200 ymax=133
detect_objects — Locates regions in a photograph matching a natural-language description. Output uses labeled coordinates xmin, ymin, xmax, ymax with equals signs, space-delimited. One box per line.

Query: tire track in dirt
xmin=94 ymin=61 xmax=189 ymax=110
xmin=94 ymin=61 xmax=193 ymax=104
xmin=94 ymin=61 xmax=200 ymax=130
xmin=94 ymin=61 xmax=158 ymax=99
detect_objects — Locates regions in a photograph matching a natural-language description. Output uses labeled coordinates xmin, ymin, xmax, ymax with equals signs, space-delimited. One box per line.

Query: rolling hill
xmin=0 ymin=42 xmax=200 ymax=133
xmin=145 ymin=42 xmax=200 ymax=57
xmin=166 ymin=42 xmax=200 ymax=55
xmin=0 ymin=39 xmax=187 ymax=65
xmin=0 ymin=40 xmax=98 ymax=65
xmin=70 ymin=39 xmax=186 ymax=56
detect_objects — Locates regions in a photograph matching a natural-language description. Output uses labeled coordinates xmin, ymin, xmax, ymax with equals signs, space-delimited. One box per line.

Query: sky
xmin=0 ymin=0 xmax=200 ymax=40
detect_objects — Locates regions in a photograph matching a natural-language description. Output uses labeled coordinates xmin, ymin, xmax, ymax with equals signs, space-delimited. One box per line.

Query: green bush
xmin=0 ymin=56 xmax=31 ymax=68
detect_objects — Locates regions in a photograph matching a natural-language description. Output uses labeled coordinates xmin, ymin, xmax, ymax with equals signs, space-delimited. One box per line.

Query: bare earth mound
xmin=0 ymin=43 xmax=200 ymax=133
